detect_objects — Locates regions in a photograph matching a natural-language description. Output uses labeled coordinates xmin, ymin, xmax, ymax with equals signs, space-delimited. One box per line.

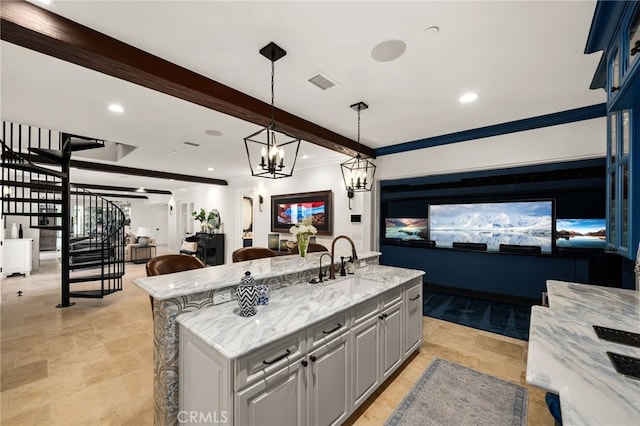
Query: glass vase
xmin=297 ymin=233 xmax=311 ymax=258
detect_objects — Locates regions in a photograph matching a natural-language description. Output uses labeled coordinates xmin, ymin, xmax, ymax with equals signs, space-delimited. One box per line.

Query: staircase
xmin=1 ymin=121 xmax=125 ymax=307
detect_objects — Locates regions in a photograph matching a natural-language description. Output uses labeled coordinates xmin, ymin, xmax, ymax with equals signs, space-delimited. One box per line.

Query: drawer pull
xmin=322 ymin=323 xmax=342 ymax=335
xmin=379 ymin=313 xmax=388 ymax=320
xmin=409 ymin=295 xmax=420 ymax=301
xmin=262 ymin=349 xmax=292 ymax=365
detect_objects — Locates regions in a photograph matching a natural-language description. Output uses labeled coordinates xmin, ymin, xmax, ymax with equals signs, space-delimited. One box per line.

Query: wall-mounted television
xmin=384 ymin=218 xmax=429 ymax=240
xmin=556 ymin=218 xmax=606 ymax=249
xmin=428 ymin=200 xmax=554 ymax=253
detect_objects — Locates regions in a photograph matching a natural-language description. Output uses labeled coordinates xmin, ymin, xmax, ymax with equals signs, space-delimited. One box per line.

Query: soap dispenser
xmin=236 ymin=271 xmax=258 ymax=317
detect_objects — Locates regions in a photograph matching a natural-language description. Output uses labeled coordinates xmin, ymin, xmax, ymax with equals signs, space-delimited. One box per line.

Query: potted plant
xmin=192 ymin=208 xmax=221 ymax=233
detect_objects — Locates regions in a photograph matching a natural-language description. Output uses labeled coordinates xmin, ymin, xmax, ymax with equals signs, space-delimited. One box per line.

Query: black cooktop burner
xmin=607 ymin=352 xmax=640 ymax=380
xmin=593 ymin=325 xmax=640 ymax=348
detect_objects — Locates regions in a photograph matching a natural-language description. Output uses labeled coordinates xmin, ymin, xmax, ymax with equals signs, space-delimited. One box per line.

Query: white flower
xmin=290 ymin=217 xmax=317 ymax=236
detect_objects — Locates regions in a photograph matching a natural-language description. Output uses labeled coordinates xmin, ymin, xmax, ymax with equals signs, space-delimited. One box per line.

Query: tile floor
xmin=1 ymin=249 xmax=554 ymax=425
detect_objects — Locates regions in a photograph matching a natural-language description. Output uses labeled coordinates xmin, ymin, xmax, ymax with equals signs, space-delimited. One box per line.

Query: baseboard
xmin=424 ymin=282 xmax=539 ymax=306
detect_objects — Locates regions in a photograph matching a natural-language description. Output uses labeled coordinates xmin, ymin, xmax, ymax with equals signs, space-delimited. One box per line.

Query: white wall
xmin=375 ymin=117 xmax=606 ymax=181
xmin=164 ymin=117 xmax=606 ymax=263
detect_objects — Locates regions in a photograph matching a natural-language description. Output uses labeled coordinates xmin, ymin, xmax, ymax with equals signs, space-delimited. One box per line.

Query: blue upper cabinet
xmin=586 ymin=1 xmax=639 ymax=260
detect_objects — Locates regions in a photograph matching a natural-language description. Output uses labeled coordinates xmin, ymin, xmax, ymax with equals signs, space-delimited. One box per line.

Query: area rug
xmin=385 ymin=358 xmax=528 ymax=426
xmin=423 ymin=290 xmax=531 ymax=340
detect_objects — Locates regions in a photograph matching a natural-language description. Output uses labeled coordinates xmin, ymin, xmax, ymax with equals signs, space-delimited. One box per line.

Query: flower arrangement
xmin=290 ymin=217 xmax=317 ymax=257
xmin=289 ymin=216 xmax=317 ymax=237
xmin=192 ymin=208 xmax=221 ymax=232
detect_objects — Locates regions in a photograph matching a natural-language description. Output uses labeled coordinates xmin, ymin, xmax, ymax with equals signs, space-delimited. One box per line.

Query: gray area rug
xmin=385 ymin=358 xmax=528 ymax=426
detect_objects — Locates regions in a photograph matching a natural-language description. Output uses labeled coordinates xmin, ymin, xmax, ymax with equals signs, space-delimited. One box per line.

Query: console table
xmin=131 ymin=244 xmax=156 ymax=264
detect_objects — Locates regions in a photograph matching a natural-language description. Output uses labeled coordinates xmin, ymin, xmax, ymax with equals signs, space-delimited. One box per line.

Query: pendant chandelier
xmin=244 ymin=42 xmax=301 ymax=179
xmin=341 ymin=102 xmax=376 ymax=192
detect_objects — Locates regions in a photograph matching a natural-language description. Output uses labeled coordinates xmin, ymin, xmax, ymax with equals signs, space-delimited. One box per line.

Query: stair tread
xmin=69 ymin=259 xmax=123 ymax=269
xmin=62 ymin=134 xmax=105 ymax=152
xmin=28 ymin=147 xmax=63 ymax=161
xmin=69 ymin=273 xmax=124 ymax=283
xmin=69 ymin=288 xmax=121 ymax=298
xmin=69 ymin=247 xmax=114 ymax=254
xmin=0 ymin=162 xmax=66 ymax=178
xmin=30 ymin=225 xmax=63 ymax=230
xmin=0 ymin=180 xmax=62 ymax=191
xmin=0 ymin=197 xmax=63 ymax=204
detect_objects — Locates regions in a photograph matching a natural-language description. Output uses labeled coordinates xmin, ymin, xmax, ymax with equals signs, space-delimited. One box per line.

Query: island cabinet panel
xmin=179 ymin=327 xmax=233 ymax=426
xmin=380 ymin=301 xmax=403 ymax=380
xmin=307 ymin=333 xmax=350 ymax=426
xmin=178 ymin=275 xmax=424 ymax=426
xmin=235 ymin=362 xmax=306 ymax=426
xmin=350 ymin=314 xmax=380 ymax=409
xmin=404 ymin=280 xmax=423 ymax=356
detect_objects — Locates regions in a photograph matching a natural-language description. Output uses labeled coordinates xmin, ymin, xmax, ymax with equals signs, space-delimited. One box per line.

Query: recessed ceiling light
xmin=36 ymin=0 xmax=53 ymax=4
xmin=371 ymin=39 xmax=406 ymax=62
xmin=135 ymin=187 xmax=145 ymax=193
xmin=301 ymin=154 xmax=309 ymax=160
xmin=204 ymin=130 xmax=223 ymax=137
xmin=459 ymin=92 xmax=478 ymax=103
xmin=108 ymin=104 xmax=124 ymax=113
xmin=207 ymin=167 xmax=214 ymax=171
xmin=171 ymin=150 xmax=178 ymax=154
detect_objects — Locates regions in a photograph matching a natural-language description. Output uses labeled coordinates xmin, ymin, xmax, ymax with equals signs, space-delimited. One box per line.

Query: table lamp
xmin=137 ymin=227 xmax=151 ymax=246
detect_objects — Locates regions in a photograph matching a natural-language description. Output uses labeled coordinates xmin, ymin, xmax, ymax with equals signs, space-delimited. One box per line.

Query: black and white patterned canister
xmin=236 ymin=271 xmax=258 ymax=317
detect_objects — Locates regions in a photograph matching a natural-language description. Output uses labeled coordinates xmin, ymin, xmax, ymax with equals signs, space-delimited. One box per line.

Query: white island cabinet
xmin=177 ymin=269 xmax=424 ymax=426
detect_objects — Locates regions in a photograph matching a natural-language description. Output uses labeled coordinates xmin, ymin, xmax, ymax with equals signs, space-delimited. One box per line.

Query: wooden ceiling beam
xmin=0 ymin=1 xmax=375 ymax=159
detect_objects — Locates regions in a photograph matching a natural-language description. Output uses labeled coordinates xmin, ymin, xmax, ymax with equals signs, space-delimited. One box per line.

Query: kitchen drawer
xmin=381 ymin=287 xmax=402 ymax=308
xmin=235 ymin=331 xmax=305 ymax=391
xmin=352 ymin=297 xmax=379 ymax=325
xmin=308 ymin=312 xmax=349 ymax=349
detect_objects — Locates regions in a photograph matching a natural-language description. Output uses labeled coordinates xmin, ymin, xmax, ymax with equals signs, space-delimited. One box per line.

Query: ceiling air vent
xmin=307 ymin=72 xmax=338 ymax=91
xmin=183 ymin=141 xmax=200 ymax=147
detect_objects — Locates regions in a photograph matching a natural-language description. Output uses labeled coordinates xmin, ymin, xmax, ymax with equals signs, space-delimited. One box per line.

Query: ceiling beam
xmin=72 ymin=183 xmax=172 ymax=195
xmin=71 ymin=191 xmax=149 ymax=200
xmin=0 ymin=1 xmax=375 ymax=159
xmin=69 ymin=159 xmax=228 ymax=186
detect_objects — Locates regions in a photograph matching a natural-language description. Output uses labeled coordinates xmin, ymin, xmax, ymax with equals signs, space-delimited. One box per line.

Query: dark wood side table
xmin=131 ymin=244 xmax=157 ymax=264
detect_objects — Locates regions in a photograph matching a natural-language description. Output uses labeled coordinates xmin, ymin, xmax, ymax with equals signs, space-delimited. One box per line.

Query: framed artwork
xmin=271 ymin=190 xmax=333 ymax=235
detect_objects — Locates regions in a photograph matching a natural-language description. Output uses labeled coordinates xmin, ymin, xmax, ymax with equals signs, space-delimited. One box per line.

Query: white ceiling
xmin=1 ymin=0 xmax=606 ymax=194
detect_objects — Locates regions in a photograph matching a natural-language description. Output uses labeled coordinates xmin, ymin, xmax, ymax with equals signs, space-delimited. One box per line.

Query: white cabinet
xmin=351 ymin=314 xmax=380 ymax=409
xmin=236 ymin=361 xmax=306 ymax=426
xmin=179 ymin=277 xmax=423 ymax=426
xmin=404 ymin=280 xmax=423 ymax=356
xmin=2 ymin=238 xmax=32 ymax=278
xmin=380 ymin=301 xmax=403 ymax=380
xmin=306 ymin=333 xmax=349 ymax=426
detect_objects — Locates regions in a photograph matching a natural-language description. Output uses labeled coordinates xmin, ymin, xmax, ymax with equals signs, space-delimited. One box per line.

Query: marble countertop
xmin=176 ymin=264 xmax=424 ymax=359
xmin=527 ymin=281 xmax=640 ymax=426
xmin=133 ymin=250 xmax=381 ymax=300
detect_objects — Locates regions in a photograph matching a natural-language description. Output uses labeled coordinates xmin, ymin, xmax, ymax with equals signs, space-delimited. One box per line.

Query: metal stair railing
xmin=1 ymin=120 xmax=124 ymax=306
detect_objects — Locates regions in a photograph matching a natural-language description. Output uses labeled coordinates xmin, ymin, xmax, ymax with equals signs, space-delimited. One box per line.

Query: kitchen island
xmin=526 ymin=280 xmax=640 ymax=425
xmin=176 ymin=265 xmax=425 ymax=425
xmin=133 ymin=250 xmax=383 ymax=426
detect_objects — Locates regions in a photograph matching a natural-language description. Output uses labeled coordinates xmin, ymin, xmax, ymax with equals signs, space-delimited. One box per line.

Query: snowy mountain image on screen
xmin=429 ymin=201 xmax=553 ymax=252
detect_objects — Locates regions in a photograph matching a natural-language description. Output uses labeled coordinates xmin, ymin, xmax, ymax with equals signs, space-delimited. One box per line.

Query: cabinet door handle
xmin=611 ymin=86 xmax=619 ymax=92
xmin=409 ymin=295 xmax=420 ymax=301
xmin=322 ymin=323 xmax=342 ymax=335
xmin=379 ymin=313 xmax=388 ymax=320
xmin=301 ymin=359 xmax=308 ymax=367
xmin=262 ymin=348 xmax=292 ymax=365
xmin=310 ymin=355 xmax=317 ymax=363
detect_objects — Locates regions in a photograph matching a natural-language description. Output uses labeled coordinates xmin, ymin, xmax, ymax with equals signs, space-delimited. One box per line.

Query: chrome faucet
xmin=330 ymin=235 xmax=358 ymax=279
xmin=318 ymin=252 xmax=333 ymax=282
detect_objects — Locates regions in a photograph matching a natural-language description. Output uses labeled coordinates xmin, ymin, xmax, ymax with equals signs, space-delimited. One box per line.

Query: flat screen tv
xmin=428 ymin=200 xmax=554 ymax=253
xmin=384 ymin=218 xmax=429 ymax=240
xmin=556 ymin=219 xmax=606 ymax=249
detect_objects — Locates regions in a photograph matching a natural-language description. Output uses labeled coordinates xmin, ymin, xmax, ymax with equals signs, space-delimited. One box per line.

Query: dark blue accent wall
xmin=379 ymin=158 xmax=616 ymax=301
xmin=381 ymin=245 xmax=589 ymax=300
